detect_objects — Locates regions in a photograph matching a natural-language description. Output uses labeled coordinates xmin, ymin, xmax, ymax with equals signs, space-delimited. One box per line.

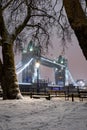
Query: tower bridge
xmin=16 ymin=41 xmax=77 ymax=88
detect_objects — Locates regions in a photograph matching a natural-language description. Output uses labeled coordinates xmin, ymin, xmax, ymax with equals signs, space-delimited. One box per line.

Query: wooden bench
xmin=48 ymin=90 xmax=65 ymax=97
xmin=78 ymin=90 xmax=87 ymax=101
xmin=30 ymin=92 xmax=51 ymax=100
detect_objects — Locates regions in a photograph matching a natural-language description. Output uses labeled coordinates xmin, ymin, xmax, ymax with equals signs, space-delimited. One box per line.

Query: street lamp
xmin=35 ymin=61 xmax=40 ymax=93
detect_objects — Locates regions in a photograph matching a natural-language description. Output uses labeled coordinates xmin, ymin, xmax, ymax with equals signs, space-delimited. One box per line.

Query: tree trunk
xmin=63 ymin=0 xmax=87 ymax=60
xmin=0 ymin=58 xmax=5 ymax=97
xmin=1 ymin=42 xmax=23 ymax=99
xmin=0 ymin=59 xmax=2 ymax=82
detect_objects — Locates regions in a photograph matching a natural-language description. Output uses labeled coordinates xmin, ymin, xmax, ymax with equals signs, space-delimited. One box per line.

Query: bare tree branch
xmin=12 ymin=4 xmax=31 ymax=40
xmin=2 ymin=0 xmax=13 ymax=10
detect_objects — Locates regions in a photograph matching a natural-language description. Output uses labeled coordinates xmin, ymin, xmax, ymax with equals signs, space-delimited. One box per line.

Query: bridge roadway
xmin=16 ymin=56 xmax=65 ymax=74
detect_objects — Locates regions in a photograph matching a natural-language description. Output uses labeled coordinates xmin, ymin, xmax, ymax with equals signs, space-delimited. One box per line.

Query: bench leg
xmin=46 ymin=94 xmax=51 ymax=100
xmin=30 ymin=93 xmax=32 ymax=98
xmin=71 ymin=94 xmax=74 ymax=102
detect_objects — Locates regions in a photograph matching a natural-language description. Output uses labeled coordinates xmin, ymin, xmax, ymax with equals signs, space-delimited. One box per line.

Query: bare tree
xmin=63 ymin=0 xmax=87 ymax=60
xmin=0 ymin=0 xmax=61 ymax=99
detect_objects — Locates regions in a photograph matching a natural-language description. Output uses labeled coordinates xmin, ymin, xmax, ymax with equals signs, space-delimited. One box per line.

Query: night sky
xmin=46 ymin=34 xmax=87 ymax=81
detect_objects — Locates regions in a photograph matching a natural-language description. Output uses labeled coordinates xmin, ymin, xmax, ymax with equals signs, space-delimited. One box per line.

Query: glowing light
xmin=18 ymin=82 xmax=32 ymax=85
xmin=60 ymin=60 xmax=64 ymax=64
xmin=35 ymin=61 xmax=40 ymax=68
xmin=29 ymin=47 xmax=33 ymax=52
xmin=55 ymin=68 xmax=58 ymax=71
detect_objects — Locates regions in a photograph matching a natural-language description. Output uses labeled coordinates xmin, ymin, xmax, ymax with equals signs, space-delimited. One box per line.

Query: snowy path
xmin=0 ymin=97 xmax=87 ymax=130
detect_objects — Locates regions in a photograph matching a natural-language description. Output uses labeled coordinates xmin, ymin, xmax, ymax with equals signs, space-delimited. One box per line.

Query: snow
xmin=0 ymin=96 xmax=87 ymax=130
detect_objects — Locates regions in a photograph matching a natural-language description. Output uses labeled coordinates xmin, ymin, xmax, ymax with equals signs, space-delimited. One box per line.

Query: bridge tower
xmin=21 ymin=41 xmax=35 ymax=83
xmin=21 ymin=40 xmax=41 ymax=83
xmin=54 ymin=55 xmax=68 ymax=87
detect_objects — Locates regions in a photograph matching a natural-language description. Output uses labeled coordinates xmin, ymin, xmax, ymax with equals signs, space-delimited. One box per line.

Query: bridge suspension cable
xmin=16 ymin=58 xmax=33 ymax=75
xmin=67 ymin=69 xmax=77 ymax=86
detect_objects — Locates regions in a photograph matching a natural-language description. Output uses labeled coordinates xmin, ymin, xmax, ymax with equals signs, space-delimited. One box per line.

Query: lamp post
xmin=35 ymin=61 xmax=40 ymax=93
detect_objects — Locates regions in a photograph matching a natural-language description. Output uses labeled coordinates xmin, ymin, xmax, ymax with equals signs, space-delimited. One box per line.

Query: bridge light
xmin=29 ymin=46 xmax=33 ymax=52
xmin=59 ymin=76 xmax=63 ymax=79
xmin=35 ymin=61 xmax=40 ymax=68
xmin=27 ymin=40 xmax=34 ymax=52
xmin=55 ymin=68 xmax=58 ymax=71
xmin=35 ymin=60 xmax=40 ymax=93
xmin=58 ymin=55 xmax=65 ymax=65
xmin=60 ymin=60 xmax=64 ymax=64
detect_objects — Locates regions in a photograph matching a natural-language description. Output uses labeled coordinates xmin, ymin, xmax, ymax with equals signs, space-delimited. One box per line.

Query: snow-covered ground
xmin=0 ymin=96 xmax=87 ymax=130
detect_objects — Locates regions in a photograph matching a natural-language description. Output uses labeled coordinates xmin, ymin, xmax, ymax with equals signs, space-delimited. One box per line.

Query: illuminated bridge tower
xmin=21 ymin=41 xmax=35 ymax=83
xmin=21 ymin=40 xmax=41 ymax=83
xmin=54 ymin=55 xmax=68 ymax=87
